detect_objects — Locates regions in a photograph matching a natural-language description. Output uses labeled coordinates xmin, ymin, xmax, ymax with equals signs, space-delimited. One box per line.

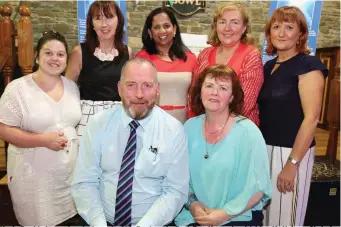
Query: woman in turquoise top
xmin=175 ymin=65 xmax=272 ymax=226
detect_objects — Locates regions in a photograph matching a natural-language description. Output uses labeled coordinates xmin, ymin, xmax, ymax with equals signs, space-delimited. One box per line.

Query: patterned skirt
xmin=264 ymin=145 xmax=315 ymax=226
xmin=76 ymin=100 xmax=120 ymax=137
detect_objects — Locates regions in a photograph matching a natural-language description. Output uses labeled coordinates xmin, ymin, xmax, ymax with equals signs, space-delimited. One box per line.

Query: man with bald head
xmin=72 ymin=58 xmax=189 ymax=226
xmin=119 ymin=58 xmax=159 ymax=120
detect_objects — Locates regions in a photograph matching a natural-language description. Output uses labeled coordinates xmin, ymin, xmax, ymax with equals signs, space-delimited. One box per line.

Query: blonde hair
xmin=207 ymin=2 xmax=253 ymax=46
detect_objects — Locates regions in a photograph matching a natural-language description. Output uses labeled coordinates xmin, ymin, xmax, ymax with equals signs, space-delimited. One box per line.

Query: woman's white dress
xmin=0 ymin=74 xmax=81 ymax=225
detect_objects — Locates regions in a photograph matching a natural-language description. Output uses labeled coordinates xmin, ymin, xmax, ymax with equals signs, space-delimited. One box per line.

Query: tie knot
xmin=129 ymin=120 xmax=139 ymax=130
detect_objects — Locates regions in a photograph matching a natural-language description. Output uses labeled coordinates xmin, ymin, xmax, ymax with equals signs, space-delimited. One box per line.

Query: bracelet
xmin=184 ymin=193 xmax=198 ymax=210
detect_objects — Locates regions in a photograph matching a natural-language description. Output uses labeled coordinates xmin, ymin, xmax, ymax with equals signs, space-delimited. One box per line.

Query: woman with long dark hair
xmin=136 ymin=7 xmax=196 ymax=123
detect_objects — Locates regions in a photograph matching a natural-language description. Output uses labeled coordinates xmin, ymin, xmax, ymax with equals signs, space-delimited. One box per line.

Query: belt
xmin=159 ymin=105 xmax=186 ymax=110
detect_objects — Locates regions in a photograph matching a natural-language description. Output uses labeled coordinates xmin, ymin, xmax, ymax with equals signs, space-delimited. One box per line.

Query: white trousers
xmin=264 ymin=145 xmax=315 ymax=226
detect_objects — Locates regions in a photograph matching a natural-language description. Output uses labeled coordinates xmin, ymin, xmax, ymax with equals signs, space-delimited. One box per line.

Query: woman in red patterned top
xmin=189 ymin=2 xmax=263 ymax=126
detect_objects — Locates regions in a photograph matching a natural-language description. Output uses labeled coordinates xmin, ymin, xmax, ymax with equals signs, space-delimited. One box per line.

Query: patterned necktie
xmin=114 ymin=120 xmax=139 ymax=226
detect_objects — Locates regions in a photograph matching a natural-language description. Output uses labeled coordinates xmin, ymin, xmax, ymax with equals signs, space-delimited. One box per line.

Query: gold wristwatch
xmin=288 ymin=156 xmax=300 ymax=166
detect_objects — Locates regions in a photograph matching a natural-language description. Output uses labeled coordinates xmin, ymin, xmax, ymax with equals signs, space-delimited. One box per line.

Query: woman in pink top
xmin=136 ymin=7 xmax=196 ymax=123
xmin=189 ymin=3 xmax=263 ymax=126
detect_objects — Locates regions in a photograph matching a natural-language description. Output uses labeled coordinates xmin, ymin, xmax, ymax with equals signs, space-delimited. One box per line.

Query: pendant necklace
xmin=204 ymin=114 xmax=230 ymax=159
xmin=218 ymin=46 xmax=236 ymax=63
xmin=219 ymin=49 xmax=231 ymax=63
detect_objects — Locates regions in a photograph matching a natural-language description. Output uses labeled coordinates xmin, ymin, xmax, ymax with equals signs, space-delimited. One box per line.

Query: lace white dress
xmin=0 ymin=74 xmax=82 ymax=225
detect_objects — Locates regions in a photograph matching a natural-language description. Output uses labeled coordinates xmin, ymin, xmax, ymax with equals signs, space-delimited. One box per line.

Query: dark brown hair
xmin=84 ymin=1 xmax=125 ymax=56
xmin=265 ymin=6 xmax=310 ymax=55
xmin=34 ymin=30 xmax=68 ymax=72
xmin=190 ymin=64 xmax=244 ymax=116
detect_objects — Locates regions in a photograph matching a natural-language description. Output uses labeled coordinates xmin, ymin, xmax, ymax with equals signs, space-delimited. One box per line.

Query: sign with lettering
xmin=164 ymin=0 xmax=205 ymax=16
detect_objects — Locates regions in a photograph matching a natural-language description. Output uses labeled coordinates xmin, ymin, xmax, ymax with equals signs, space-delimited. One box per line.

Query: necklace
xmin=205 ymin=123 xmax=226 ymax=134
xmin=204 ymin=114 xmax=230 ymax=159
xmin=218 ymin=47 xmax=232 ymax=63
xmin=221 ymin=55 xmax=230 ymax=62
xmin=93 ymin=47 xmax=119 ymax=61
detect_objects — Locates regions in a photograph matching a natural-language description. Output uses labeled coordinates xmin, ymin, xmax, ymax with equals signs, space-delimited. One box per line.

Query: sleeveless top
xmin=136 ymin=50 xmax=196 ymax=123
xmin=78 ymin=43 xmax=129 ymax=101
xmin=258 ymin=53 xmax=328 ymax=148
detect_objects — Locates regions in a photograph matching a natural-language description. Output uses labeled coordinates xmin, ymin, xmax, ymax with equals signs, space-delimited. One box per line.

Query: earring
xmin=149 ymin=34 xmax=152 ymax=40
xmin=173 ymin=32 xmax=176 ymax=38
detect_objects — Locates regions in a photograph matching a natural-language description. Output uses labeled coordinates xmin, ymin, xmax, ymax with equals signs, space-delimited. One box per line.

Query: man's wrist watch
xmin=287 ymin=156 xmax=300 ymax=166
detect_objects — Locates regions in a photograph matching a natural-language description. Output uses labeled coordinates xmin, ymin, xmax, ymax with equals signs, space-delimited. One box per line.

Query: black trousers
xmin=187 ymin=210 xmax=263 ymax=226
xmin=107 ymin=221 xmax=176 ymax=226
xmin=57 ymin=214 xmax=88 ymax=226
xmin=107 ymin=221 xmax=175 ymax=227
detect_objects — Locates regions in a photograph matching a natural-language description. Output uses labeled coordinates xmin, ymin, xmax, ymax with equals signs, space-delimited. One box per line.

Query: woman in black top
xmin=258 ymin=6 xmax=328 ymax=226
xmin=66 ymin=1 xmax=132 ymax=136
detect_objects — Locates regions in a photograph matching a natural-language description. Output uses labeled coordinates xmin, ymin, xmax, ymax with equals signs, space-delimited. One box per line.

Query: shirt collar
xmin=122 ymin=106 xmax=155 ymax=131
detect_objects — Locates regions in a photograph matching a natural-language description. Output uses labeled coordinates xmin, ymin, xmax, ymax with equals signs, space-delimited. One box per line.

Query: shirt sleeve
xmin=69 ymin=79 xmax=80 ymax=100
xmin=0 ymin=81 xmax=23 ymax=127
xmin=137 ymin=126 xmax=189 ymax=226
xmin=191 ymin=47 xmax=211 ymax=86
xmin=299 ymin=55 xmax=329 ymax=77
xmin=239 ymin=49 xmax=264 ymax=125
xmin=187 ymin=51 xmax=197 ymax=73
xmin=184 ymin=119 xmax=197 ymax=202
xmin=185 ymin=182 xmax=198 ymax=208
xmin=71 ymin=116 xmax=107 ymax=226
xmin=187 ymin=48 xmax=211 ymax=118
xmin=223 ymin=121 xmax=272 ymax=216
xmin=135 ymin=50 xmax=150 ymax=60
